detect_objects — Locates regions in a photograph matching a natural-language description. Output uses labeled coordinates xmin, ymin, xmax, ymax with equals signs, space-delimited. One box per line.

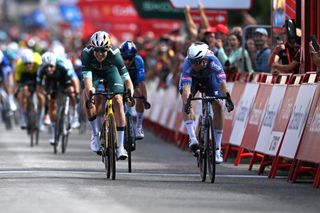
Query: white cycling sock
xmin=97 ymin=115 xmax=103 ymax=131
xmin=89 ymin=117 xmax=99 ymax=135
xmin=184 ymin=120 xmax=196 ymax=139
xmin=117 ymin=130 xmax=124 ymax=148
xmin=136 ymin=112 xmax=144 ymax=128
xmin=214 ymin=129 xmax=223 ymax=150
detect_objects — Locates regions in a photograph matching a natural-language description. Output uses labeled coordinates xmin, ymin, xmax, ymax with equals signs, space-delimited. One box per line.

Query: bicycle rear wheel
xmin=107 ymin=115 xmax=116 ymax=180
xmin=207 ymin=117 xmax=216 ymax=183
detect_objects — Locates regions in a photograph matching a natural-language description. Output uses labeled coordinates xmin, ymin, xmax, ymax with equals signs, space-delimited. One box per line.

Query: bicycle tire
xmin=198 ymin=116 xmax=207 ymax=182
xmin=54 ymin=106 xmax=64 ymax=154
xmin=125 ymin=114 xmax=135 ymax=173
xmin=108 ymin=115 xmax=117 ymax=180
xmin=61 ymin=108 xmax=70 ymax=154
xmin=207 ymin=117 xmax=216 ymax=183
xmin=101 ymin=120 xmax=110 ymax=178
xmin=28 ymin=100 xmax=36 ymax=147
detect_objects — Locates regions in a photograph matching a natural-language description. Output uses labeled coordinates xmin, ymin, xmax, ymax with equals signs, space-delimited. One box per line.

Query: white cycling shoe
xmin=135 ymin=127 xmax=144 ymax=140
xmin=189 ymin=137 xmax=199 ymax=152
xmin=90 ymin=134 xmax=100 ymax=152
xmin=215 ymin=149 xmax=224 ymax=164
xmin=117 ymin=146 xmax=128 ymax=160
xmin=48 ymin=137 xmax=55 ymax=145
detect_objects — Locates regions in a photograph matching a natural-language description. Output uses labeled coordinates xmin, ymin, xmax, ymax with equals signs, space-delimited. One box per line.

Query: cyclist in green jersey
xmin=81 ymin=31 xmax=134 ymax=160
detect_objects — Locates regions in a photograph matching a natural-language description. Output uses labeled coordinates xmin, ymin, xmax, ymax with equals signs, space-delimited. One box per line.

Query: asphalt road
xmin=0 ymin=124 xmax=319 ymax=213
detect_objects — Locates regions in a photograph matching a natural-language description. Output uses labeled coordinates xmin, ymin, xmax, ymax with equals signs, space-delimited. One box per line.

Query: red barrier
xmin=269 ymin=75 xmax=317 ymax=178
xmin=222 ymin=82 xmax=246 ymax=160
xmin=257 ymin=82 xmax=300 ymax=175
xmin=234 ymin=83 xmax=273 ymax=166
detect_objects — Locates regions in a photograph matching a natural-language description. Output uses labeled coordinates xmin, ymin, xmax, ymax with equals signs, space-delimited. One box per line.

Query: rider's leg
xmin=134 ymin=85 xmax=145 ymax=139
xmin=17 ymin=86 xmax=30 ymax=129
xmin=212 ymin=101 xmax=224 ymax=163
xmin=36 ymin=86 xmax=46 ymax=130
xmin=84 ymin=88 xmax=101 ymax=152
xmin=67 ymin=85 xmax=80 ymax=129
xmin=5 ymin=73 xmax=17 ymax=111
xmin=113 ymin=94 xmax=127 ymax=159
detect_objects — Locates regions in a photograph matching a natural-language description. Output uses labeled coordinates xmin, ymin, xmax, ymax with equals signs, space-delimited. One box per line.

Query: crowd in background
xmin=1 ymin=4 xmax=317 ymax=94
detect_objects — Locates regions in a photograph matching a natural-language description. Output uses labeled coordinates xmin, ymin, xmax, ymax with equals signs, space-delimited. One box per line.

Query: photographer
xmin=309 ymin=41 xmax=320 ymax=70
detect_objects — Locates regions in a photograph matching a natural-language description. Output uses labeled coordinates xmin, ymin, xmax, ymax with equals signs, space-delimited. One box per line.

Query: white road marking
xmin=0 ymin=169 xmax=285 ymax=179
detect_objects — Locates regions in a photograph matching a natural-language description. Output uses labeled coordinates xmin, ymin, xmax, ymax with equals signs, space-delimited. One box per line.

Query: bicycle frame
xmin=105 ymin=98 xmax=118 ymax=149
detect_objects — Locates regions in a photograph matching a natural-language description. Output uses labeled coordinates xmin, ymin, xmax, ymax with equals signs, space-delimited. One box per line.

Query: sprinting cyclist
xmin=119 ymin=40 xmax=148 ymax=140
xmin=15 ymin=49 xmax=43 ymax=129
xmin=81 ymin=31 xmax=134 ymax=160
xmin=37 ymin=52 xmax=78 ymax=145
xmin=179 ymin=42 xmax=234 ymax=163
xmin=0 ymin=49 xmax=16 ymax=113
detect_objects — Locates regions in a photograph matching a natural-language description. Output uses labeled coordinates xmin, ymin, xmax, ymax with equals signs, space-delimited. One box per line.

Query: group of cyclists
xmin=1 ymin=29 xmax=234 ymax=164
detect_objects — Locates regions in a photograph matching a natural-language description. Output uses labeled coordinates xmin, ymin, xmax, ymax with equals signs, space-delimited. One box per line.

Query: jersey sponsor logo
xmin=181 ymin=76 xmax=192 ymax=81
xmin=210 ymin=61 xmax=222 ymax=71
xmin=218 ymin=73 xmax=226 ymax=78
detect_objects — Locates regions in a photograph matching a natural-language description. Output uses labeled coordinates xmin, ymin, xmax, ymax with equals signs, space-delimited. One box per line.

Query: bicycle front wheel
xmin=125 ymin=114 xmax=135 ymax=173
xmin=106 ymin=115 xmax=116 ymax=180
xmin=61 ymin=109 xmax=70 ymax=154
xmin=198 ymin=117 xmax=207 ymax=182
xmin=207 ymin=117 xmax=216 ymax=183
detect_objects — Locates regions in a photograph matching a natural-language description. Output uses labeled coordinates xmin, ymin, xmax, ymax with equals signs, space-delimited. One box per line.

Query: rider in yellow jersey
xmin=14 ymin=49 xmax=43 ymax=129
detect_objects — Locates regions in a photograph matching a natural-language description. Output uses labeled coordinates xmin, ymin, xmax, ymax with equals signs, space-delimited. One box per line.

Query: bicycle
xmin=54 ymin=90 xmax=71 ymax=154
xmin=26 ymin=91 xmax=40 ymax=147
xmin=88 ymin=86 xmax=134 ymax=180
xmin=186 ymin=94 xmax=228 ymax=183
xmin=125 ymin=96 xmax=151 ymax=173
xmin=0 ymin=81 xmax=13 ymax=130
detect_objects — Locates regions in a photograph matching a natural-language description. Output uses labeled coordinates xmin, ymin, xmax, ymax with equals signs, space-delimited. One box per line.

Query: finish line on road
xmin=0 ymin=169 xmax=285 ymax=179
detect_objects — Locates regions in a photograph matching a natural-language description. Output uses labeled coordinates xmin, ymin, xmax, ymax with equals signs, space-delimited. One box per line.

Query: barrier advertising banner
xmin=296 ymin=83 xmax=320 ymax=163
xmin=255 ymin=84 xmax=287 ymax=153
xmin=222 ymin=82 xmax=246 ymax=144
xmin=264 ymin=85 xmax=300 ymax=156
xmin=279 ymin=84 xmax=317 ymax=159
xmin=229 ymin=83 xmax=259 ymax=146
xmin=241 ymin=84 xmax=273 ymax=150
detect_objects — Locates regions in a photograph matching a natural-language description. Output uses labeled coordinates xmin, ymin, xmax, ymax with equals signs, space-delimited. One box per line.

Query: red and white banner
xmin=241 ymin=84 xmax=273 ymax=150
xmin=279 ymin=84 xmax=317 ymax=159
xmin=264 ymin=85 xmax=300 ymax=156
xmin=296 ymin=83 xmax=320 ymax=163
xmin=255 ymin=84 xmax=287 ymax=153
xmin=222 ymin=82 xmax=246 ymax=144
xmin=229 ymin=83 xmax=259 ymax=146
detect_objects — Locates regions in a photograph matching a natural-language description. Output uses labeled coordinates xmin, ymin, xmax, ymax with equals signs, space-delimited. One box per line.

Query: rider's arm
xmin=180 ymin=59 xmax=193 ymax=104
xmin=135 ymin=55 xmax=147 ymax=99
xmin=14 ymin=60 xmax=23 ymax=83
xmin=112 ymin=48 xmax=134 ymax=94
xmin=81 ymin=49 xmax=93 ymax=91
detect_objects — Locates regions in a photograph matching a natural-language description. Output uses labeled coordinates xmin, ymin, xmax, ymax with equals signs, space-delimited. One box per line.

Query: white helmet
xmin=0 ymin=50 xmax=4 ymax=63
xmin=21 ymin=49 xmax=34 ymax=64
xmin=42 ymin=51 xmax=57 ymax=66
xmin=90 ymin=31 xmax=111 ymax=48
xmin=187 ymin=42 xmax=209 ymax=64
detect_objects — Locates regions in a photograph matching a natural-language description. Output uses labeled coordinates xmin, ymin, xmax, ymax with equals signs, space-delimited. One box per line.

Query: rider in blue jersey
xmin=119 ymin=41 xmax=148 ymax=140
xmin=179 ymin=42 xmax=234 ymax=163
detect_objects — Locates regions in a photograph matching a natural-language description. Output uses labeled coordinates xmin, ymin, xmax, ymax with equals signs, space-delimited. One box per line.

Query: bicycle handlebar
xmin=88 ymin=89 xmax=135 ymax=106
xmin=132 ymin=96 xmax=151 ymax=110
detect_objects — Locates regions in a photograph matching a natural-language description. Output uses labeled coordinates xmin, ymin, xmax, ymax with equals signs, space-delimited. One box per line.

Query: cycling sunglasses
xmin=189 ymin=59 xmax=203 ymax=65
xmin=122 ymin=55 xmax=134 ymax=61
xmin=46 ymin=64 xmax=55 ymax=68
xmin=93 ymin=47 xmax=109 ymax=53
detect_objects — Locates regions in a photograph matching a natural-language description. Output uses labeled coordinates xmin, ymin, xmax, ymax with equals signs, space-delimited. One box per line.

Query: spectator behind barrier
xmin=269 ymin=19 xmax=301 ymax=74
xmin=309 ymin=41 xmax=320 ymax=70
xmin=254 ymin=28 xmax=271 ymax=72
